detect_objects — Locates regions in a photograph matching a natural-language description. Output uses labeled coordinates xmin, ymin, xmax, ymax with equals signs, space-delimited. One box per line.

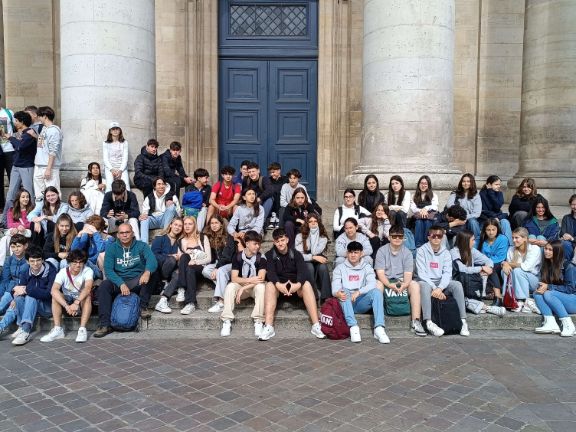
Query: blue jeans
xmin=467 ymin=218 xmax=481 ymax=247
xmin=502 ymin=268 xmax=539 ymax=300
xmin=86 ymin=260 xmax=103 ymax=280
xmin=339 ymin=288 xmax=385 ymax=328
xmin=414 ymin=219 xmax=433 ymax=248
xmin=499 ymin=219 xmax=513 ymax=246
xmin=534 ymin=290 xmax=576 ymax=318
xmin=14 ymin=295 xmax=52 ymax=330
xmin=262 ymin=198 xmax=273 ymax=220
xmin=140 ymin=206 xmax=178 ymax=244
xmin=0 ymin=291 xmax=12 ymax=315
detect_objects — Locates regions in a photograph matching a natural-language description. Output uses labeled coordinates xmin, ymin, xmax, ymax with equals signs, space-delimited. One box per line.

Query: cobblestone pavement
xmin=1 ymin=333 xmax=575 ymax=432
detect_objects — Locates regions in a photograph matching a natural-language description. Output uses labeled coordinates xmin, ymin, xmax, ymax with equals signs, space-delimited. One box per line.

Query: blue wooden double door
xmin=219 ymin=59 xmax=318 ymax=197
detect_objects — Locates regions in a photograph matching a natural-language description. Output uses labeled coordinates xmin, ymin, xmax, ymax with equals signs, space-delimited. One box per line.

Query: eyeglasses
xmin=118 ymin=231 xmax=131 ymax=235
xmin=390 ymin=235 xmax=404 ymax=240
xmin=429 ymin=233 xmax=444 ymax=239
xmin=70 ymin=261 xmax=85 ymax=265
xmin=344 ymin=195 xmax=354 ymax=199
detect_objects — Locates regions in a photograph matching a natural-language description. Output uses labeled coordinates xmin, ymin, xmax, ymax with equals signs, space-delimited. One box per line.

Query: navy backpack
xmin=111 ymin=293 xmax=141 ymax=331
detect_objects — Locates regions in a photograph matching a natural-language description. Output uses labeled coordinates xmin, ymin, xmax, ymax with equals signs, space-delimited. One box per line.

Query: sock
xmin=461 ymin=319 xmax=467 ymax=323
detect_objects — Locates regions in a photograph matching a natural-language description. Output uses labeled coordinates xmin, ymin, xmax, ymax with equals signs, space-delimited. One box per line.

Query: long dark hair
xmin=515 ymin=177 xmax=537 ymax=198
xmin=541 ymin=240 xmax=564 ymax=285
xmin=387 ymin=175 xmax=405 ymax=206
xmin=288 ymin=187 xmax=308 ymax=208
xmin=12 ymin=189 xmax=34 ymax=220
xmin=455 ymin=173 xmax=477 ymax=198
xmin=299 ymin=213 xmax=328 ymax=253
xmin=241 ymin=187 xmax=260 ymax=217
xmin=203 ymin=214 xmax=228 ymax=251
xmin=528 ymin=196 xmax=555 ymax=220
xmin=86 ymin=162 xmax=103 ymax=183
xmin=105 ymin=128 xmax=125 ymax=143
xmin=454 ymin=230 xmax=474 ymax=266
xmin=42 ymin=186 xmax=62 ymax=216
xmin=481 ymin=175 xmax=500 ymax=191
xmin=478 ymin=218 xmax=502 ymax=252
xmin=413 ymin=175 xmax=434 ymax=207
xmin=370 ymin=203 xmax=389 ymax=235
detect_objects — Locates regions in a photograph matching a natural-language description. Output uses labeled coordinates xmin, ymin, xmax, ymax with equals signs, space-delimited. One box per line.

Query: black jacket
xmin=10 ymin=128 xmax=37 ymax=168
xmin=265 ymin=247 xmax=308 ymax=284
xmin=161 ymin=150 xmax=187 ymax=181
xmin=134 ymin=146 xmax=163 ymax=189
xmin=100 ymin=191 xmax=140 ymax=219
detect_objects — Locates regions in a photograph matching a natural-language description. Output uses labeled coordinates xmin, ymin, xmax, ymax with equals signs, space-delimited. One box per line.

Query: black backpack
xmin=452 ymin=260 xmax=483 ymax=300
xmin=431 ymin=295 xmax=463 ymax=335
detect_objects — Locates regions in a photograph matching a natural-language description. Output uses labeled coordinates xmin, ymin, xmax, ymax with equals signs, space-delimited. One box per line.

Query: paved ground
xmin=1 ymin=333 xmax=575 ymax=432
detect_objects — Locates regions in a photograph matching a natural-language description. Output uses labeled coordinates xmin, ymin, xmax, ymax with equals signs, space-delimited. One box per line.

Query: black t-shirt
xmin=231 ymin=252 xmax=267 ymax=278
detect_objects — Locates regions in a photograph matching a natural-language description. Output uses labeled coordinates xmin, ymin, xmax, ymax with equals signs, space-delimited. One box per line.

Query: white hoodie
xmin=332 ymin=258 xmax=377 ymax=296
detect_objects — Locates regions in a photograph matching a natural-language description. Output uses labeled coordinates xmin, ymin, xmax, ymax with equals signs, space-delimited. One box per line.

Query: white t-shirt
xmin=54 ymin=266 xmax=94 ymax=298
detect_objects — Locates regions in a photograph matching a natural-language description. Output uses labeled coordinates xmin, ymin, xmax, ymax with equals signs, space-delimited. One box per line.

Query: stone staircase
xmin=30 ymin=199 xmax=571 ymax=337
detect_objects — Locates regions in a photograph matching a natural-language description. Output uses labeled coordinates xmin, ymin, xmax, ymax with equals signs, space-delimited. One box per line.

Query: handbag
xmin=503 ymin=275 xmax=518 ymax=310
xmin=382 ymin=279 xmax=410 ymax=316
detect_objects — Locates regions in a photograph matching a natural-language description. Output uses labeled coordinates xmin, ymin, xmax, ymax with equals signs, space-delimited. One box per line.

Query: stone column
xmin=0 ymin=0 xmax=5 ymax=98
xmin=346 ymin=0 xmax=461 ymax=191
xmin=60 ymin=0 xmax=156 ymax=186
xmin=508 ymin=0 xmax=576 ymax=204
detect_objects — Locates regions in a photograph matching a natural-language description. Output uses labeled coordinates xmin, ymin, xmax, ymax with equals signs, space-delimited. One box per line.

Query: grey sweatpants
xmin=419 ymin=280 xmax=466 ymax=320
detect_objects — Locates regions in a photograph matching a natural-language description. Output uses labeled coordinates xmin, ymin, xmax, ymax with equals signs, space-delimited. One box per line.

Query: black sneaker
xmin=93 ymin=326 xmax=113 ymax=338
xmin=140 ymin=308 xmax=152 ymax=320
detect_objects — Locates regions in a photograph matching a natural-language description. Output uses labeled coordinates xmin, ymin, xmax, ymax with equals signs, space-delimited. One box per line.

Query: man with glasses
xmin=40 ymin=249 xmax=94 ymax=343
xmin=94 ymin=223 xmax=157 ymax=338
xmin=374 ymin=224 xmax=426 ymax=336
xmin=416 ymin=225 xmax=469 ymax=337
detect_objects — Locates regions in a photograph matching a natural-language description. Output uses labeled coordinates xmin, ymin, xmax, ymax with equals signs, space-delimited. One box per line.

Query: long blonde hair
xmin=511 ymin=227 xmax=529 ymax=263
xmin=182 ymin=216 xmax=200 ymax=241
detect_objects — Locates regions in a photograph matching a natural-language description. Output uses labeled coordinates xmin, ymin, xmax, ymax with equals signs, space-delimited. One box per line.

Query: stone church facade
xmin=0 ymin=0 xmax=574 ymax=203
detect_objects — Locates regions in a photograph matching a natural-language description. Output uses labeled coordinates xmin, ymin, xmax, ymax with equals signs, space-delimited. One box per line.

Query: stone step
xmin=33 ymin=308 xmax=554 ymax=334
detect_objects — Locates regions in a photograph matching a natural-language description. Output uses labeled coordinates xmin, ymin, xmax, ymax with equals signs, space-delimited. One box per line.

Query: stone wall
xmin=3 ymin=0 xmax=58 ymax=110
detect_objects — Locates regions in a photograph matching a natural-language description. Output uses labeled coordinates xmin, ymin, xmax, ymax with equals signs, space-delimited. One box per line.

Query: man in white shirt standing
xmin=34 ymin=106 xmax=63 ymax=200
xmin=0 ymin=93 xmax=15 ymax=210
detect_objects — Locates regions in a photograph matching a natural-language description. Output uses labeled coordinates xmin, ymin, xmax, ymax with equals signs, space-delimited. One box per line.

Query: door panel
xmin=219 ymin=59 xmax=317 ymax=198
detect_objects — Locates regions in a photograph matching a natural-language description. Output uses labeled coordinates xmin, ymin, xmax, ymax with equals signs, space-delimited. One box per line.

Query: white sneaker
xmin=208 ymin=301 xmax=224 ymax=313
xmin=180 ymin=303 xmax=195 ymax=315
xmin=373 ymin=326 xmax=390 ymax=344
xmin=535 ymin=316 xmax=561 ymax=334
xmin=460 ymin=320 xmax=470 ymax=337
xmin=176 ymin=288 xmax=185 ymax=302
xmin=525 ymin=298 xmax=541 ymax=314
xmin=560 ymin=317 xmax=576 ymax=337
xmin=311 ymin=322 xmax=326 ymax=339
xmin=12 ymin=331 xmax=30 ymax=346
xmin=75 ymin=327 xmax=88 ymax=343
xmin=40 ymin=326 xmax=65 ymax=343
xmin=254 ymin=321 xmax=263 ymax=337
xmin=426 ymin=320 xmax=444 ymax=337
xmin=486 ymin=305 xmax=506 ymax=317
xmin=258 ymin=324 xmax=275 ymax=341
xmin=512 ymin=301 xmax=524 ymax=313
xmin=155 ymin=297 xmax=172 ymax=314
xmin=411 ymin=320 xmax=427 ymax=337
xmin=221 ymin=320 xmax=232 ymax=337
xmin=350 ymin=325 xmax=361 ymax=343
xmin=9 ymin=328 xmax=23 ymax=339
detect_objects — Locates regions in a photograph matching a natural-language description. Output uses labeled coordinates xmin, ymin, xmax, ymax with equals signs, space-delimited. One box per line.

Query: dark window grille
xmin=230 ymin=5 xmax=308 ymax=37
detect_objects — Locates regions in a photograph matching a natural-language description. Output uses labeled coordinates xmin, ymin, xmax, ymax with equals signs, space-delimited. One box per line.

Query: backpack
xmin=111 ymin=293 xmax=141 ymax=331
xmin=181 ymin=190 xmax=203 ymax=217
xmin=452 ymin=260 xmax=484 ymax=299
xmin=319 ymin=298 xmax=350 ymax=340
xmin=431 ymin=295 xmax=463 ymax=335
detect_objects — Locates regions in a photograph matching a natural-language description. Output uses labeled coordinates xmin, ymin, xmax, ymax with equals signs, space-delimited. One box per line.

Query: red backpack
xmin=319 ymin=298 xmax=350 ymax=340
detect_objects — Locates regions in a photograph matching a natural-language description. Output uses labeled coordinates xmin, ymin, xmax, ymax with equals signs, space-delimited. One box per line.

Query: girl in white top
xmin=80 ymin=162 xmax=106 ymax=214
xmin=332 ymin=188 xmax=370 ymax=239
xmin=385 ymin=175 xmax=411 ymax=227
xmin=102 ymin=122 xmax=129 ymax=192
xmin=501 ymin=227 xmax=542 ymax=313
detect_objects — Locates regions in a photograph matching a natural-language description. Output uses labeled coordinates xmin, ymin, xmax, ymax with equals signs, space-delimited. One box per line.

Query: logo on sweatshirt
xmin=430 ymin=262 xmax=439 ymax=269
xmin=349 ymin=275 xmax=360 ymax=282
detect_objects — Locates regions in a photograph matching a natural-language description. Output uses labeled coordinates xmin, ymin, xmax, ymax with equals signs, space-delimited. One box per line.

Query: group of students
xmin=1 ymin=121 xmax=576 ymax=343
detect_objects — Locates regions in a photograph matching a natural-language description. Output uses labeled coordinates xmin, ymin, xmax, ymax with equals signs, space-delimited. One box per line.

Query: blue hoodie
xmin=0 ymin=255 xmax=29 ymax=296
xmin=19 ymin=262 xmax=57 ymax=301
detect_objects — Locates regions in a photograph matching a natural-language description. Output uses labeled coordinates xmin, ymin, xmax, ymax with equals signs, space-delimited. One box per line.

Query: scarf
xmin=307 ymin=226 xmax=321 ymax=254
xmin=241 ymin=251 xmax=257 ymax=278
